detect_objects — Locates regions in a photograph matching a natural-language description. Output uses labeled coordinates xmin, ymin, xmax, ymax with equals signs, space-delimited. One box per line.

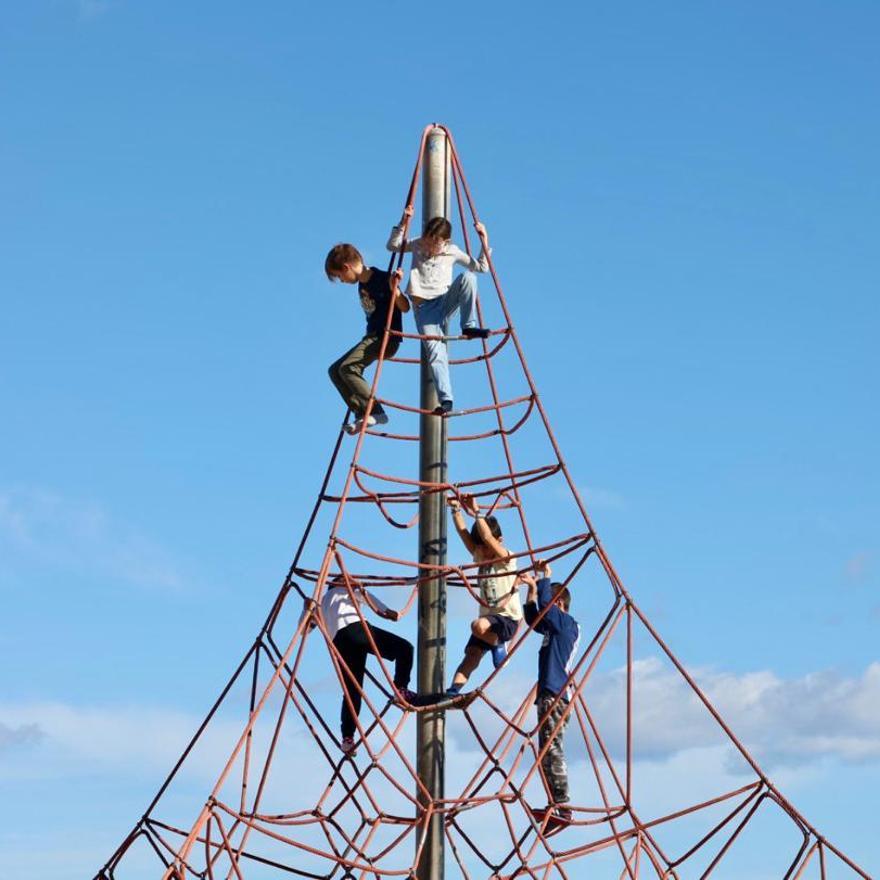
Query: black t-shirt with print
xmin=359 ymin=267 xmax=402 ymax=337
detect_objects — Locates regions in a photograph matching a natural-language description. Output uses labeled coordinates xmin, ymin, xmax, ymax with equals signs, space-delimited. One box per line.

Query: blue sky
xmin=1 ymin=1 xmax=878 ymax=877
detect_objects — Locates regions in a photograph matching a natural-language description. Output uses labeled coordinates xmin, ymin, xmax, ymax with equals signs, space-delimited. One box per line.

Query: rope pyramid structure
xmin=95 ymin=125 xmax=873 ymax=880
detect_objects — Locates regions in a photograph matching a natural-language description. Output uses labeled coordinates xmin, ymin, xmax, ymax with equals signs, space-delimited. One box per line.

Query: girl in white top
xmin=446 ymin=493 xmax=523 ymax=696
xmin=387 ymin=211 xmax=493 ymax=414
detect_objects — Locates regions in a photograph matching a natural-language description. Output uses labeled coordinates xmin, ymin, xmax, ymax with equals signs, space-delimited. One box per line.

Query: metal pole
xmin=416 ymin=126 xmax=449 ymax=880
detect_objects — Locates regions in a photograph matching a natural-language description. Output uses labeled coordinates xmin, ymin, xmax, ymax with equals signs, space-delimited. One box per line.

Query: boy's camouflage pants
xmin=537 ymin=693 xmax=570 ymax=804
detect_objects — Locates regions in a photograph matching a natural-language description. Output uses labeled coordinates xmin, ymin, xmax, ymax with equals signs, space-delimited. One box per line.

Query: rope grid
xmin=93 ymin=125 xmax=873 ymax=880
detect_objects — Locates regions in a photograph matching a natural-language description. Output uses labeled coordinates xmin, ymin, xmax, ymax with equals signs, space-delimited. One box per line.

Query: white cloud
xmin=5 ymin=660 xmax=879 ymax=844
xmin=584 ymin=658 xmax=880 ymax=769
xmin=446 ymin=658 xmax=880 ymax=770
xmin=0 ymin=702 xmax=225 ymax=779
xmin=0 ymin=487 xmax=187 ymax=592
xmin=0 ymin=681 xmax=869 ymax=880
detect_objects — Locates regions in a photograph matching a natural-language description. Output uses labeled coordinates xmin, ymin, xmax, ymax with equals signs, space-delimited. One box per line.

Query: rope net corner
xmin=93 ymin=124 xmax=873 ymax=880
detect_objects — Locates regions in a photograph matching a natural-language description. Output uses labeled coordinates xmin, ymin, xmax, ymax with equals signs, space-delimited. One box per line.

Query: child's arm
xmin=364 ymin=583 xmax=402 ymax=622
xmin=472 ymin=517 xmax=508 ymax=561
xmin=519 ymin=572 xmax=538 ymax=604
xmin=451 ymin=222 xmax=491 ymax=273
xmin=534 ymin=561 xmax=562 ymax=633
xmin=521 ymin=572 xmax=545 ymax=630
xmin=447 ymin=496 xmax=477 ymax=554
xmin=364 ymin=589 xmax=399 ymax=621
xmin=466 ymin=494 xmax=510 ymax=562
xmin=391 ymin=269 xmax=410 ymax=313
xmin=299 ymin=599 xmax=318 ymax=631
xmin=387 ymin=207 xmax=417 ymax=254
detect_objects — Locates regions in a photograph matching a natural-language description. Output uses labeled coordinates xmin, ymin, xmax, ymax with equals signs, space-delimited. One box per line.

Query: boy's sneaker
xmin=552 ymin=805 xmax=572 ymax=823
xmin=433 ymin=400 xmax=454 ymax=416
xmin=340 ymin=736 xmax=357 ymax=757
xmin=491 ymin=642 xmax=508 ymax=669
xmin=445 ymin=684 xmax=462 ymax=698
xmin=462 ymin=326 xmax=491 ymax=340
xmin=373 ymin=411 xmax=389 ymax=426
xmin=529 ymin=804 xmax=572 ymax=828
xmin=344 ymin=415 xmax=377 ymax=435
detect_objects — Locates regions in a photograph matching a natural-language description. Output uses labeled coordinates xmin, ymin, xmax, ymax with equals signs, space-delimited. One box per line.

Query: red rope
xmin=94 ymin=125 xmax=873 ymax=880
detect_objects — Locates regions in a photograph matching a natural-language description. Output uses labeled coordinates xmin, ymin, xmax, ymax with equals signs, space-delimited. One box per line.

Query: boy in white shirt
xmin=387 ymin=214 xmax=492 ymax=414
xmin=317 ymin=577 xmax=415 ymax=755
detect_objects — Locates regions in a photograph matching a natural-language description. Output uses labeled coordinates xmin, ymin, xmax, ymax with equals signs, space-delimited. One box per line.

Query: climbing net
xmin=94 ymin=125 xmax=872 ymax=880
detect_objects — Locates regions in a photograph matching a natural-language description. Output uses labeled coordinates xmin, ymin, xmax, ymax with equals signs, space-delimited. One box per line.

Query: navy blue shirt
xmin=359 ymin=267 xmax=403 ymax=337
xmin=523 ymin=578 xmax=581 ymax=700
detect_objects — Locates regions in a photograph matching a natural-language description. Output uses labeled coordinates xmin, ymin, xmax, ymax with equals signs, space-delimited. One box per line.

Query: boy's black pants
xmin=333 ymin=621 xmax=413 ymax=739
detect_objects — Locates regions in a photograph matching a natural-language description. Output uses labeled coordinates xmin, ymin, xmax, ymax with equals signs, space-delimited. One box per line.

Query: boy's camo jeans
xmin=537 ymin=693 xmax=570 ymax=804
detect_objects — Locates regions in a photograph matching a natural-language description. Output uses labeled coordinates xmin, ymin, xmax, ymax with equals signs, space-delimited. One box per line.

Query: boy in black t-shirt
xmin=325 ymin=243 xmax=410 ymax=434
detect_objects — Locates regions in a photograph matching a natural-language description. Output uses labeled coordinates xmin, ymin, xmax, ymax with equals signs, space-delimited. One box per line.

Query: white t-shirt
xmin=320 ymin=585 xmax=389 ymax=640
xmin=387 ymin=225 xmax=491 ymax=301
xmin=477 ymin=557 xmax=523 ymax=621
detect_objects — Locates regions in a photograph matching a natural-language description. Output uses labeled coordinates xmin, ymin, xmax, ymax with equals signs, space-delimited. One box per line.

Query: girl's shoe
xmin=340 ymin=736 xmax=357 ymax=756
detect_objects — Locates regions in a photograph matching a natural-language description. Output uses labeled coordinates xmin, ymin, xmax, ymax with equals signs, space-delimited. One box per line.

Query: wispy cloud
xmin=0 ymin=701 xmax=312 ymax=787
xmin=0 ymin=699 xmax=835 ymax=880
xmin=551 ymin=482 xmax=627 ymax=513
xmin=844 ymin=551 xmax=872 ymax=583
xmin=13 ymin=658 xmax=875 ymax=784
xmin=0 ymin=721 xmax=44 ymax=752
xmin=0 ymin=702 xmax=210 ymax=778
xmin=450 ymin=658 xmax=880 ymax=770
xmin=583 ymin=485 xmax=626 ymax=510
xmin=0 ymin=487 xmax=187 ymax=592
xmin=77 ymin=0 xmax=115 ymax=20
xmin=594 ymin=658 xmax=880 ymax=768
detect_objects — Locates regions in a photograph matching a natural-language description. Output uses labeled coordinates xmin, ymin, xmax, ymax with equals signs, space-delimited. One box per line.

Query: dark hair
xmin=470 ymin=514 xmax=502 ymax=547
xmin=423 ymin=216 xmax=452 ymax=240
xmin=324 ymin=243 xmax=363 ymax=280
xmin=551 ymin=581 xmax=571 ymax=611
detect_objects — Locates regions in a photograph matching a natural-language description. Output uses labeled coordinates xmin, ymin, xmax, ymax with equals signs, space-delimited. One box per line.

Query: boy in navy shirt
xmin=325 ymin=243 xmax=410 ymax=434
xmin=522 ymin=561 xmax=581 ymax=824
